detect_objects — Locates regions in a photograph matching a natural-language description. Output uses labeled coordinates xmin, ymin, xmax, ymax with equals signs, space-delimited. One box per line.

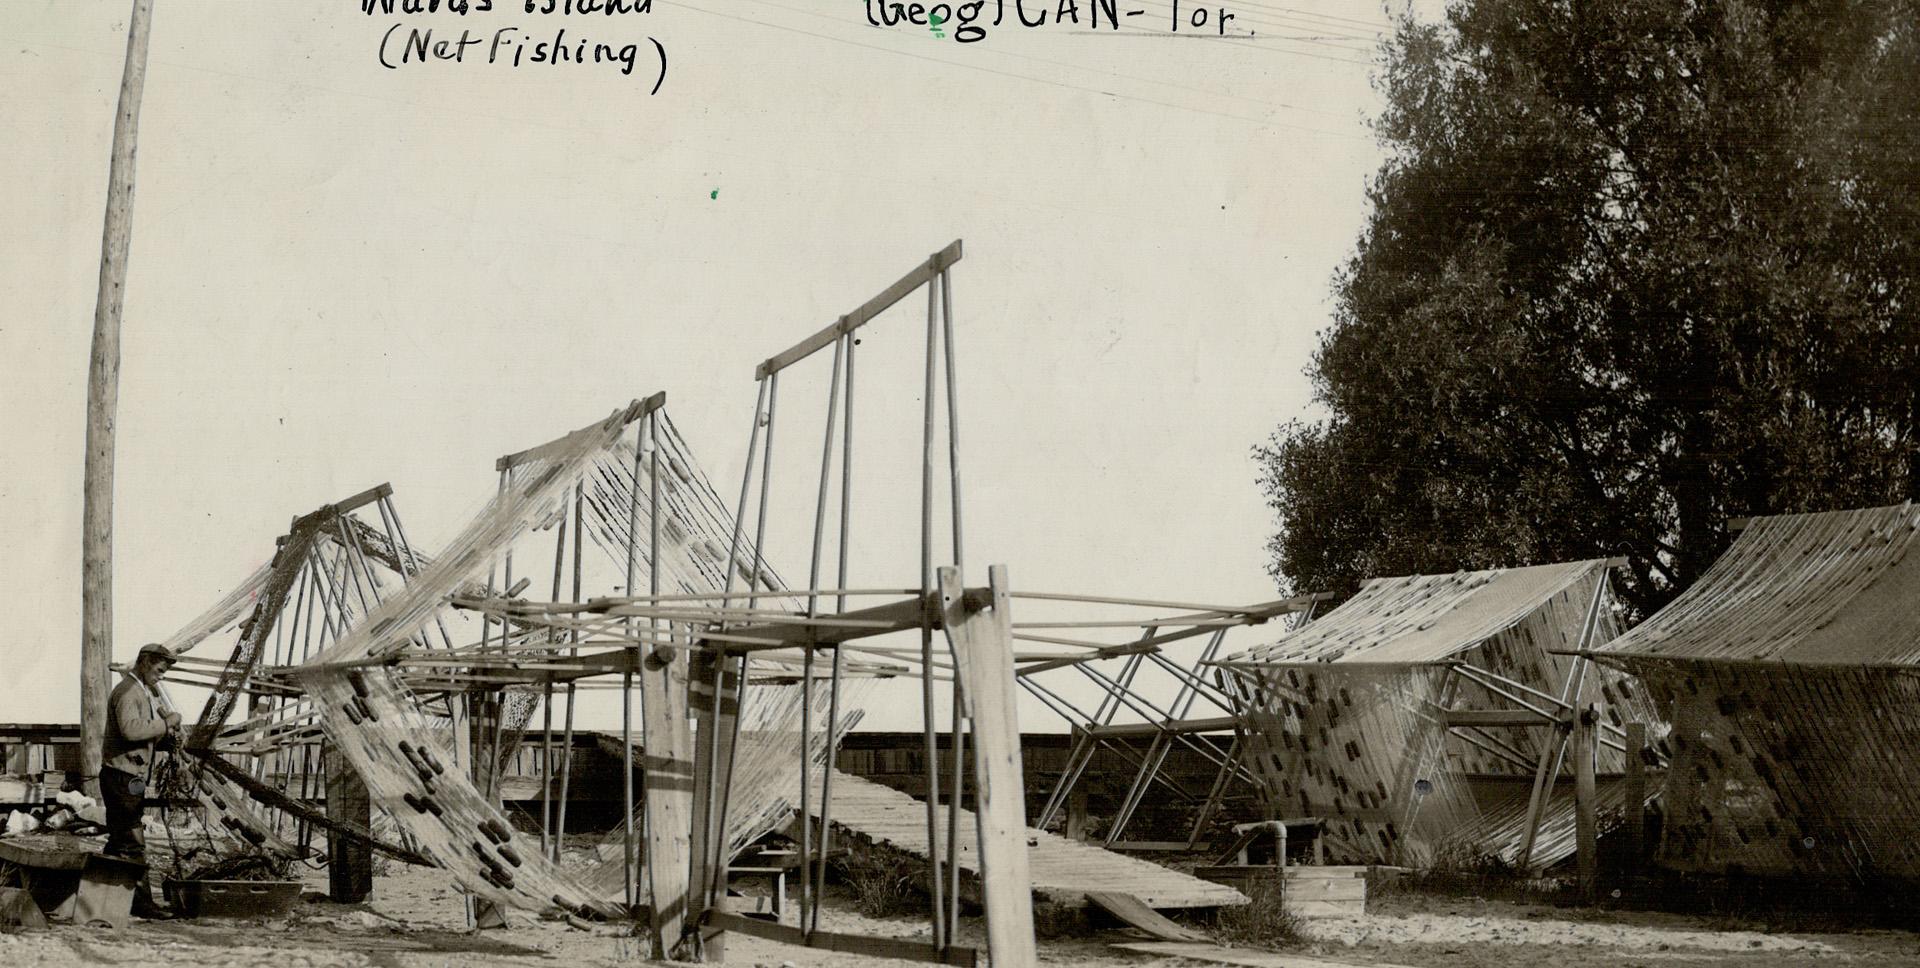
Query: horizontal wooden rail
xmin=1442 ymin=708 xmax=1563 ymax=728
xmin=1083 ymin=716 xmax=1241 ymax=740
xmin=755 ymin=240 xmax=963 ymax=380
xmin=496 ymin=392 xmax=665 ymax=471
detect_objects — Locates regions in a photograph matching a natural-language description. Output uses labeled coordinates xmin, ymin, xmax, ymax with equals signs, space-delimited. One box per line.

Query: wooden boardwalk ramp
xmin=804 ymin=770 xmax=1246 ymax=910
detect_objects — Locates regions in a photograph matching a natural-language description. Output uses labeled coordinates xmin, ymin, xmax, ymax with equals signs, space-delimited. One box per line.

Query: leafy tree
xmin=1260 ymin=0 xmax=1920 ymax=617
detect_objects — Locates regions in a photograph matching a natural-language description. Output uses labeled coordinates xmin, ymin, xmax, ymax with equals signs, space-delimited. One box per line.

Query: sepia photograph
xmin=2 ymin=1 xmax=1918 ymax=965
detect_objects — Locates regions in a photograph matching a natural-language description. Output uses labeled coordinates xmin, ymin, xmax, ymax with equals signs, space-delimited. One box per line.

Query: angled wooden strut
xmin=188 ymin=748 xmax=431 ymax=867
xmin=187 ymin=484 xmax=393 ymax=751
xmin=938 ymin=565 xmax=1037 ymax=968
xmin=496 ymin=392 xmax=666 ymax=472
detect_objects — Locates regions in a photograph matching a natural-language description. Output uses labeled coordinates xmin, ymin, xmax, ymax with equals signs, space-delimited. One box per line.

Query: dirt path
xmin=3 ymin=866 xmax=1918 ymax=967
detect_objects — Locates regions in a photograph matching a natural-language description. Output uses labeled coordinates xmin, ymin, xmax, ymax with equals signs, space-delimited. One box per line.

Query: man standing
xmin=101 ymin=642 xmax=180 ymax=919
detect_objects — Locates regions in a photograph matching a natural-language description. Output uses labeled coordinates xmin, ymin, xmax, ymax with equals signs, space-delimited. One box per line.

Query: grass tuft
xmin=1210 ymin=873 xmax=1304 ymax=950
xmin=831 ymin=840 xmax=926 ymax=919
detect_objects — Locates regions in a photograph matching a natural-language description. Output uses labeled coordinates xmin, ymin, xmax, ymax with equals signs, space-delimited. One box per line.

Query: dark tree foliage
xmin=1259 ymin=0 xmax=1920 ymax=617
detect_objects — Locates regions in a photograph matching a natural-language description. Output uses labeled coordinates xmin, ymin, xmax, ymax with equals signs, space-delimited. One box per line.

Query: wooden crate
xmin=1192 ymin=864 xmax=1367 ymax=917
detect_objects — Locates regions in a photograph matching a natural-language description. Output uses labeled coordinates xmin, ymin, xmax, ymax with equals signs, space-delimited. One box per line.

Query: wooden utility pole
xmin=82 ymin=0 xmax=156 ymax=796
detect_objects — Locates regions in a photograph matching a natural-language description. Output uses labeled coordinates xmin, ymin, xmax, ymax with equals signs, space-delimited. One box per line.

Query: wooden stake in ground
xmin=1573 ymin=704 xmax=1598 ymax=901
xmin=1624 ymin=721 xmax=1647 ymax=877
xmin=81 ymin=0 xmax=156 ymax=797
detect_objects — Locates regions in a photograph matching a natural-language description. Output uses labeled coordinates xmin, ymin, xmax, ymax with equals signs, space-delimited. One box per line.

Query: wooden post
xmin=1623 ymin=721 xmax=1647 ymax=878
xmin=939 ymin=565 xmax=1037 ymax=968
xmin=80 ymin=0 xmax=155 ymax=800
xmin=1065 ymin=789 xmax=1088 ymax=843
xmin=467 ymin=695 xmax=507 ymax=929
xmin=642 ymin=642 xmax=694 ymax=959
xmin=325 ymin=744 xmax=373 ymax=903
xmin=1574 ymin=705 xmax=1598 ymax=902
xmin=682 ymin=647 xmax=739 ymax=963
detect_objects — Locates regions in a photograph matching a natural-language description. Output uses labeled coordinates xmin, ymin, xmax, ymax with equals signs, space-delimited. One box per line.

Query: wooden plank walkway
xmin=1113 ymin=941 xmax=1419 ymax=968
xmin=807 ymin=770 xmax=1246 ymax=910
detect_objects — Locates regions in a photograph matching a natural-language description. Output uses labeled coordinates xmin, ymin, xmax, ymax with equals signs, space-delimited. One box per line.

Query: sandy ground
xmin=3 ymin=865 xmax=1919 ymax=967
xmin=1294 ymin=890 xmax=1920 ymax=968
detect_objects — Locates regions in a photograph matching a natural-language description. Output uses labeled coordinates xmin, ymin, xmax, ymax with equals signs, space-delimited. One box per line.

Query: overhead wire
xmin=661 ymin=0 xmax=1374 ymax=140
xmin=738 ymin=0 xmax=1369 ymax=120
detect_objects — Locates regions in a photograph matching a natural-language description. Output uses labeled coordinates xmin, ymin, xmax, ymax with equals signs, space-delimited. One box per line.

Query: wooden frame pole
xmin=939 ymin=268 xmax=967 ymax=936
xmin=919 ymin=274 xmax=947 ymax=950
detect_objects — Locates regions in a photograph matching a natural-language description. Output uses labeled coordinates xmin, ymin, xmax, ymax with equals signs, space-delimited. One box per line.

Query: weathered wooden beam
xmin=681 ymin=649 xmax=741 ymax=962
xmin=325 ymin=745 xmax=373 ymax=903
xmin=756 ymin=241 xmax=964 ymax=380
xmin=1083 ymin=716 xmax=1242 ymax=740
xmin=641 ymin=645 xmax=693 ymax=959
xmin=496 ymin=392 xmax=666 ymax=471
xmin=704 ymin=594 xmax=933 ymax=652
xmin=188 ymin=749 xmax=430 ymax=867
xmin=1442 ymin=708 xmax=1563 ymax=728
xmin=320 ymin=482 xmax=394 ymax=518
xmin=1015 ymin=640 xmax=1158 ymax=676
xmin=940 ymin=565 xmax=1037 ymax=968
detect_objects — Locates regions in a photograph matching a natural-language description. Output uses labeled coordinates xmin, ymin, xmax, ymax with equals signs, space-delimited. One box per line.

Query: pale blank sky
xmin=1 ymin=0 xmax=1400 ymax=730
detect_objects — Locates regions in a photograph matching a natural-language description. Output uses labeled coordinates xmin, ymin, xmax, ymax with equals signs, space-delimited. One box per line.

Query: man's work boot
xmin=130 ymin=871 xmax=177 ymax=921
xmin=130 ymin=897 xmax=178 ymax=921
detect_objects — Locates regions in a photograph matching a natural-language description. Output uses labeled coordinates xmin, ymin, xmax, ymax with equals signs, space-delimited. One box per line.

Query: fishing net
xmin=497 ymin=413 xmax=877 ymax=890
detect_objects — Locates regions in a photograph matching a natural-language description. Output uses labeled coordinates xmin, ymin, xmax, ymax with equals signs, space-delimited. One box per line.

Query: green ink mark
xmin=930 ymin=12 xmax=945 ymax=38
xmin=710 ymin=189 xmax=718 ymax=200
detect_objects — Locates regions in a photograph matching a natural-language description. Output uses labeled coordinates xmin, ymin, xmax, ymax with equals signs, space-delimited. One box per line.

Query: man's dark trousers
xmin=101 ymin=766 xmax=147 ymax=862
